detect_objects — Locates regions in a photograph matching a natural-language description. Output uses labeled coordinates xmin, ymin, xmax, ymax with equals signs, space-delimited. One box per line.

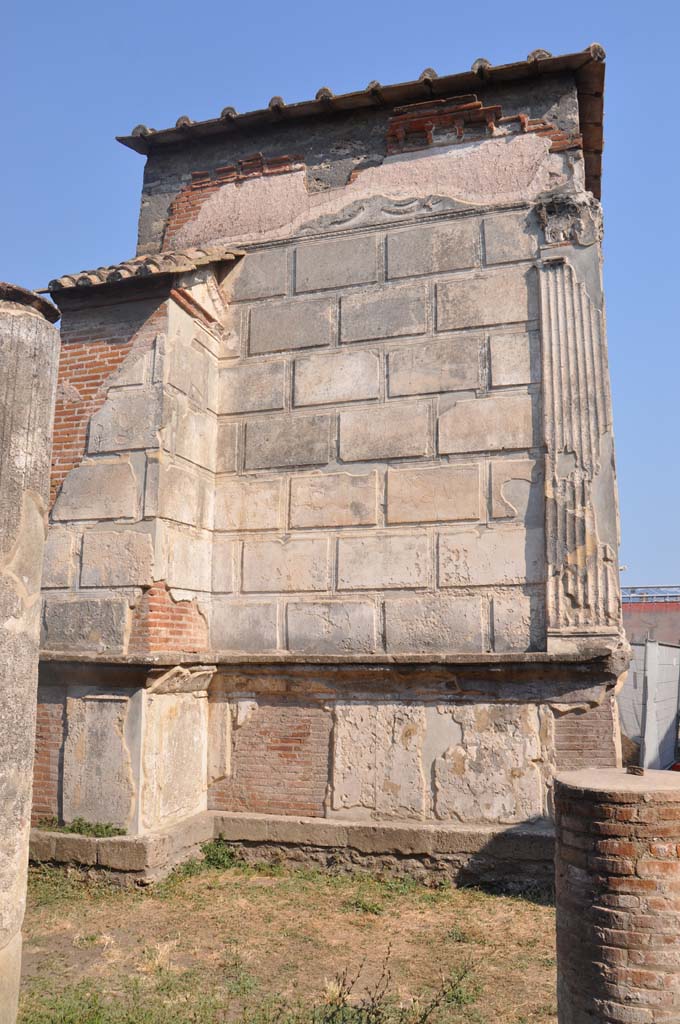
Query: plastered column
xmin=555 ymin=768 xmax=680 ymax=1024
xmin=0 ymin=284 xmax=59 ymax=1022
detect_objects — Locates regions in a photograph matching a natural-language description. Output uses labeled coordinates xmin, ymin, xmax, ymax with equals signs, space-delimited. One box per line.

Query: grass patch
xmin=341 ymin=894 xmax=385 ymax=916
xmin=27 ymin=863 xmax=123 ymax=909
xmin=22 ymin=845 xmax=557 ymax=1023
xmin=19 ymin=955 xmax=477 ymax=1024
xmin=35 ymin=816 xmax=126 ymax=838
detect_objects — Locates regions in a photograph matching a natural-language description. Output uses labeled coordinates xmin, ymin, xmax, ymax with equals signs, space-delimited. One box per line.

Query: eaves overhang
xmin=116 ymin=44 xmax=605 ymax=198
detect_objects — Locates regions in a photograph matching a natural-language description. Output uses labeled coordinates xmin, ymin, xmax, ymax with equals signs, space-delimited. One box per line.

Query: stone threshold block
xmin=30 ymin=810 xmax=555 ymax=888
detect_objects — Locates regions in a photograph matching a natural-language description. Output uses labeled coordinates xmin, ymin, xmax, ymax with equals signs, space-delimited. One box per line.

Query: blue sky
xmin=3 ymin=1 xmax=678 ymax=584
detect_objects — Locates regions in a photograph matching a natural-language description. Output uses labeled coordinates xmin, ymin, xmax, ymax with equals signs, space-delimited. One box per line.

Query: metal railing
xmin=622 ymin=586 xmax=680 ymax=604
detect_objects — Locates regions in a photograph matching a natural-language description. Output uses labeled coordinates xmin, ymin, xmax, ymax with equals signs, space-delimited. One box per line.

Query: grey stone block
xmin=245 ymin=414 xmax=331 ymax=470
xmin=167 ymin=339 xmax=211 ymax=408
xmin=166 ymin=812 xmax=216 ymax=857
xmin=158 ymin=463 xmax=213 ymax=529
xmin=387 ymin=219 xmax=479 ymax=279
xmin=490 ymin=458 xmax=544 ymax=524
xmin=62 ymin=690 xmax=134 ymax=829
xmin=80 ymin=529 xmax=155 ymax=588
xmin=483 ymin=211 xmax=537 ymax=265
xmin=287 ymin=601 xmax=377 ymax=654
xmin=29 ymin=830 xmax=56 ymax=862
xmin=438 ymin=394 xmax=534 ymax=454
xmin=163 ymin=527 xmax=214 ymax=591
xmin=211 ymin=536 xmax=235 ymax=593
xmin=88 ymin=387 xmax=162 ymax=453
xmin=215 ymin=477 xmax=283 ymax=531
xmin=492 ymin=590 xmax=542 ymax=653
xmin=290 ymin=472 xmax=377 ymax=528
xmin=220 ymin=360 xmax=285 ymax=414
xmin=52 ymin=833 xmax=98 ymax=865
xmin=340 ymin=282 xmax=428 ymax=342
xmin=337 ymin=533 xmax=431 ymax=590
xmin=230 ymin=248 xmax=288 ymax=301
xmin=242 ymin=538 xmax=329 ymax=592
xmin=169 ymin=402 xmax=215 ymax=471
xmin=436 ymin=268 xmax=535 ymax=331
xmin=42 ymin=529 xmax=77 ymax=588
xmin=212 ymin=813 xmax=271 ymax=842
xmin=339 ymin=402 xmax=430 ymax=461
xmin=216 ymin=421 xmax=239 ymax=473
xmin=293 ymin=349 xmax=380 ymax=406
xmin=388 ymin=336 xmax=481 ymax=396
xmin=211 ymin=600 xmax=278 ymax=652
xmin=489 ymin=332 xmax=537 ymax=386
xmin=265 ymin=817 xmax=348 ymax=847
xmin=250 ymin=296 xmax=333 ymax=354
xmin=438 ymin=526 xmax=545 ymax=586
xmin=52 ymin=460 xmax=139 ymax=521
xmin=296 ymin=234 xmax=378 ymax=292
xmin=386 ymin=464 xmax=480 ymax=524
xmin=384 ymin=595 xmax=483 ymax=653
xmin=98 ymin=835 xmax=169 ymax=871
xmin=42 ymin=597 xmax=128 ymax=653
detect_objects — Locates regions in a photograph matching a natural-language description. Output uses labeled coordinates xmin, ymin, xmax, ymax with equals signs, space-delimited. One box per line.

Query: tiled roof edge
xmin=48 ymin=246 xmax=243 ymax=293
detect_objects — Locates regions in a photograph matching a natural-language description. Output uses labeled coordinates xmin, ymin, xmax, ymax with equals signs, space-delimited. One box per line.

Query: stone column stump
xmin=0 ymin=284 xmax=59 ymax=1023
xmin=555 ymin=768 xmax=680 ymax=1024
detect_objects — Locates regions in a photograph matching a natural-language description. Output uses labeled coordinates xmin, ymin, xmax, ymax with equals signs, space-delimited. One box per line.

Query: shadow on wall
xmin=214 ymin=817 xmax=556 ymax=904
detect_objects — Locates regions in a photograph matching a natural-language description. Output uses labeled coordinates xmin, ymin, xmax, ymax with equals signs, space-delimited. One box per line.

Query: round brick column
xmin=554 ymin=768 xmax=680 ymax=1024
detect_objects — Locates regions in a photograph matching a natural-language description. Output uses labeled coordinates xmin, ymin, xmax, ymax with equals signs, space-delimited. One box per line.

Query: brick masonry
xmin=31 ymin=689 xmax=65 ymax=821
xmin=128 ymin=581 xmax=209 ymax=655
xmin=50 ymin=299 xmax=164 ymax=505
xmin=208 ymin=699 xmax=331 ymax=816
xmin=554 ymin=769 xmax=680 ymax=1024
xmin=554 ymin=698 xmax=621 ymax=771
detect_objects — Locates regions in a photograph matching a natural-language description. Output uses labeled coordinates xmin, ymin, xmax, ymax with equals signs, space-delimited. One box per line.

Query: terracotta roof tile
xmin=49 ymin=246 xmax=242 ymax=293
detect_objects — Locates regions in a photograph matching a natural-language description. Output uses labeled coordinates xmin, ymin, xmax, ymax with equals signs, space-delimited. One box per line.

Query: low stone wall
xmin=30 ymin=810 xmax=554 ymax=890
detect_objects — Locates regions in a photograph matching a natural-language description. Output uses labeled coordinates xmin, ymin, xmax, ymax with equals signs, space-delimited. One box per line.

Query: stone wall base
xmin=30 ymin=811 xmax=554 ymax=890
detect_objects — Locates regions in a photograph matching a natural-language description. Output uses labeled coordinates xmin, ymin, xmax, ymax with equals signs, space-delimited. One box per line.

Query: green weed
xmin=35 ymin=816 xmax=126 ymax=838
xmin=341 ymin=894 xmax=385 ymax=916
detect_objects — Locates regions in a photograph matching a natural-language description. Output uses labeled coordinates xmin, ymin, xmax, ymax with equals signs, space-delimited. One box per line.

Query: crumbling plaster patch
xmin=328 ymin=701 xmax=554 ymax=824
xmin=433 ymin=704 xmax=550 ymax=823
xmin=173 ymin=134 xmax=573 ymax=250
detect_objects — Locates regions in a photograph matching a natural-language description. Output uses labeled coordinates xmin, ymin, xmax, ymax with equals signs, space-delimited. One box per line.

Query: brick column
xmin=555 ymin=768 xmax=680 ymax=1024
xmin=0 ymin=284 xmax=59 ymax=1023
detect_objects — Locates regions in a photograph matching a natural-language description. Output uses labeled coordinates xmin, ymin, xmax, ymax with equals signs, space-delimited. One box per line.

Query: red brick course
xmin=128 ymin=582 xmax=209 ymax=655
xmin=162 ymin=154 xmax=303 ymax=250
xmin=555 ymin=771 xmax=680 ymax=1023
xmin=385 ymin=94 xmax=582 ymax=156
xmin=208 ymin=700 xmax=331 ymax=817
xmin=31 ymin=687 xmax=66 ymax=821
xmin=554 ymin=697 xmax=620 ymax=771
